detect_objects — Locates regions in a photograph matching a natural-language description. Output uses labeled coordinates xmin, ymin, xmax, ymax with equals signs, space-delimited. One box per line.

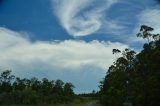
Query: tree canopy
xmin=0 ymin=70 xmax=75 ymax=105
xmin=99 ymin=25 xmax=160 ymax=106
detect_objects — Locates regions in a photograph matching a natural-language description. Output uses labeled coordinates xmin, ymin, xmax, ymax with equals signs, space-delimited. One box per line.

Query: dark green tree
xmin=99 ymin=25 xmax=160 ymax=106
xmin=0 ymin=70 xmax=14 ymax=93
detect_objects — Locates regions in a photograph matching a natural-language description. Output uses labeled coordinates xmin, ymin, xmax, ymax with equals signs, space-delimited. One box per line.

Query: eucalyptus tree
xmin=99 ymin=25 xmax=160 ymax=106
xmin=13 ymin=77 xmax=27 ymax=91
xmin=64 ymin=82 xmax=74 ymax=96
xmin=112 ymin=49 xmax=121 ymax=59
xmin=137 ymin=25 xmax=154 ymax=43
xmin=0 ymin=70 xmax=15 ymax=93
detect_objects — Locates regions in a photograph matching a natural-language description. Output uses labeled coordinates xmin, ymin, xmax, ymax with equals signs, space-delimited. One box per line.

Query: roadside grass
xmin=0 ymin=103 xmax=66 ymax=106
xmin=72 ymin=97 xmax=92 ymax=106
xmin=1 ymin=97 xmax=101 ymax=106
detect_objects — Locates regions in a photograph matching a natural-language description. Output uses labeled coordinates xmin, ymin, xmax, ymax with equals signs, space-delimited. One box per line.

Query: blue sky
xmin=0 ymin=0 xmax=160 ymax=93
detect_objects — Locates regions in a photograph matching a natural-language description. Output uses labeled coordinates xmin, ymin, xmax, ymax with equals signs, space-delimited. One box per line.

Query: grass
xmin=1 ymin=104 xmax=65 ymax=106
xmin=1 ymin=97 xmax=102 ymax=106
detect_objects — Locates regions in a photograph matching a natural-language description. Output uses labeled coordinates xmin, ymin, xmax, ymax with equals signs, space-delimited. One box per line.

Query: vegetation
xmin=0 ymin=71 xmax=98 ymax=106
xmin=1 ymin=25 xmax=160 ymax=106
xmin=0 ymin=70 xmax=74 ymax=105
xmin=99 ymin=25 xmax=160 ymax=106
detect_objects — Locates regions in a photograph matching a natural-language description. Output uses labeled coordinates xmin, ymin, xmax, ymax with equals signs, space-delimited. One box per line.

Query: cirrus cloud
xmin=52 ymin=0 xmax=118 ymax=37
xmin=138 ymin=9 xmax=160 ymax=34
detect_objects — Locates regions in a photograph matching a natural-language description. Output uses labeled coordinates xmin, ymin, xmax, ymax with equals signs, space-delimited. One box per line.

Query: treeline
xmin=99 ymin=25 xmax=160 ymax=106
xmin=77 ymin=90 xmax=99 ymax=100
xmin=0 ymin=70 xmax=74 ymax=105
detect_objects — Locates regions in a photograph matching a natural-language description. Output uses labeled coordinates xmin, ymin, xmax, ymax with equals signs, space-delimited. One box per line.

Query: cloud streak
xmin=52 ymin=0 xmax=118 ymax=37
xmin=138 ymin=8 xmax=160 ymax=34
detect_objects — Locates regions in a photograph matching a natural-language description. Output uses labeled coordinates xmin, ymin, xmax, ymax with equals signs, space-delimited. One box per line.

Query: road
xmin=83 ymin=101 xmax=98 ymax=106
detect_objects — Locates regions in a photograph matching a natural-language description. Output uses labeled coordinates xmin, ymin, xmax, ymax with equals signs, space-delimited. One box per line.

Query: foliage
xmin=0 ymin=71 xmax=75 ymax=105
xmin=99 ymin=25 xmax=160 ymax=106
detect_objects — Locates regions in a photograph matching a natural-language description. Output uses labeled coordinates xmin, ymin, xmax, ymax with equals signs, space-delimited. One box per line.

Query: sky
xmin=0 ymin=0 xmax=160 ymax=93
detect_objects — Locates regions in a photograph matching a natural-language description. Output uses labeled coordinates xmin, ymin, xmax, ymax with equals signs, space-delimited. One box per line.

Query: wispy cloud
xmin=137 ymin=8 xmax=160 ymax=34
xmin=52 ymin=0 xmax=118 ymax=37
xmin=127 ymin=6 xmax=160 ymax=45
xmin=0 ymin=27 xmax=128 ymax=92
xmin=130 ymin=8 xmax=160 ymax=43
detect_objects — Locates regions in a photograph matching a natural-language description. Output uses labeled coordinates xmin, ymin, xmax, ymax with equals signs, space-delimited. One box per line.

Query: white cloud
xmin=0 ymin=27 xmax=128 ymax=93
xmin=0 ymin=27 xmax=128 ymax=72
xmin=138 ymin=9 xmax=160 ymax=34
xmin=129 ymin=8 xmax=160 ymax=44
xmin=52 ymin=0 xmax=118 ymax=37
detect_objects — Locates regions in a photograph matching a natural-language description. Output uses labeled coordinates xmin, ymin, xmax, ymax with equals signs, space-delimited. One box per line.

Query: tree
xmin=112 ymin=49 xmax=121 ymax=59
xmin=0 ymin=70 xmax=14 ymax=93
xmin=13 ymin=77 xmax=26 ymax=91
xmin=64 ymin=82 xmax=74 ymax=96
xmin=137 ymin=25 xmax=154 ymax=43
xmin=112 ymin=49 xmax=121 ymax=54
xmin=0 ymin=70 xmax=75 ymax=105
xmin=99 ymin=25 xmax=160 ymax=106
